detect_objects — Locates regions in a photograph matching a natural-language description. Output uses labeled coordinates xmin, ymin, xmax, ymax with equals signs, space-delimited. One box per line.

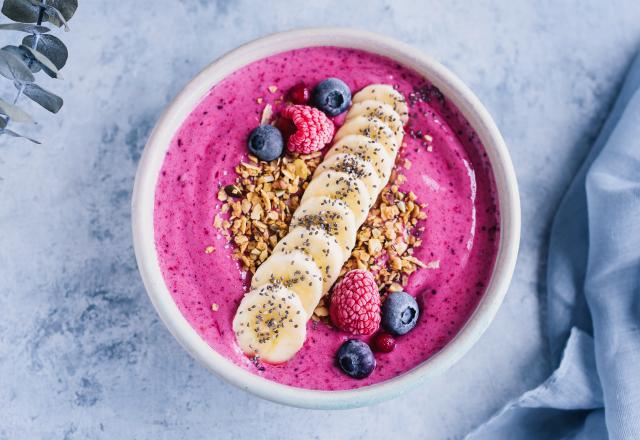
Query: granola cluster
xmin=340 ymin=166 xmax=428 ymax=294
xmin=214 ymin=153 xmax=322 ymax=273
xmin=213 ymin=153 xmax=429 ymax=310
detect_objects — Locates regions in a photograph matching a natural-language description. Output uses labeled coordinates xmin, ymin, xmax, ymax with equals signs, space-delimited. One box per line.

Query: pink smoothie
xmin=153 ymin=47 xmax=500 ymax=390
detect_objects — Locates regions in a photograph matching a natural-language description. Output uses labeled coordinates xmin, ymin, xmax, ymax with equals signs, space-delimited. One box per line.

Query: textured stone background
xmin=1 ymin=1 xmax=639 ymax=439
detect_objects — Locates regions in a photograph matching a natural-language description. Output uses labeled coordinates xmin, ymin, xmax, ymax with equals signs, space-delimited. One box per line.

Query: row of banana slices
xmin=233 ymin=84 xmax=409 ymax=363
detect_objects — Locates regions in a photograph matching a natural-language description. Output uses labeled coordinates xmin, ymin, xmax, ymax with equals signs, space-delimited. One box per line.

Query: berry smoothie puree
xmin=154 ymin=47 xmax=500 ymax=390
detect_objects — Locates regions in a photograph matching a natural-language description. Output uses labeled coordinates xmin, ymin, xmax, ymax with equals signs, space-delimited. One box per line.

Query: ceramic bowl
xmin=132 ymin=27 xmax=520 ymax=409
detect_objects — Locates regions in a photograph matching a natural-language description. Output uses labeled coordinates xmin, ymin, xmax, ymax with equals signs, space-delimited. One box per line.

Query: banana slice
xmin=334 ymin=116 xmax=399 ymax=158
xmin=251 ymin=251 xmax=323 ymax=317
xmin=346 ymin=100 xmax=404 ymax=145
xmin=326 ymin=135 xmax=394 ymax=184
xmin=300 ymin=170 xmax=370 ymax=225
xmin=273 ymin=227 xmax=343 ymax=293
xmin=314 ymin=153 xmax=382 ymax=204
xmin=291 ymin=196 xmax=357 ymax=258
xmin=352 ymin=84 xmax=409 ymax=123
xmin=232 ymin=284 xmax=307 ymax=364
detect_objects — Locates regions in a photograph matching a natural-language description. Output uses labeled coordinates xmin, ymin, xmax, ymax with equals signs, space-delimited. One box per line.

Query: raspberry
xmin=330 ymin=269 xmax=381 ymax=335
xmin=281 ymin=104 xmax=334 ymax=154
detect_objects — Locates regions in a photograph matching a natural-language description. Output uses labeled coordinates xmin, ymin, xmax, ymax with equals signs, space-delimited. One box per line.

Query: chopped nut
xmin=314 ymin=305 xmax=329 ymax=317
xmin=250 ymin=203 xmax=263 ymax=220
xmin=204 ymin=246 xmax=215 ymax=254
xmin=405 ymin=255 xmax=427 ymax=268
xmin=394 ymin=241 xmax=408 ymax=255
xmin=381 ymin=205 xmax=399 ymax=220
xmin=426 ymin=260 xmax=440 ymax=269
xmin=253 ymin=220 xmax=268 ymax=230
xmin=293 ymin=159 xmax=310 ymax=179
xmin=368 ymin=238 xmax=382 ymax=256
xmin=390 ymin=256 xmax=403 ymax=271
xmin=268 ymin=85 xmax=278 ymax=93
xmin=235 ymin=235 xmax=249 ymax=245
xmin=241 ymin=162 xmax=261 ymax=173
xmin=211 ymin=303 xmax=219 ymax=312
xmin=241 ymin=199 xmax=251 ymax=214
xmin=260 ymin=104 xmax=273 ymax=125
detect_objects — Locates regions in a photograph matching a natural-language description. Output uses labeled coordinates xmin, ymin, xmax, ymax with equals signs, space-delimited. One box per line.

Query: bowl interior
xmin=132 ymin=28 xmax=520 ymax=409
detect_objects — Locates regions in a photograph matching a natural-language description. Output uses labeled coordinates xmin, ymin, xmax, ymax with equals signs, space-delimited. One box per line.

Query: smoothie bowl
xmin=132 ymin=28 xmax=520 ymax=409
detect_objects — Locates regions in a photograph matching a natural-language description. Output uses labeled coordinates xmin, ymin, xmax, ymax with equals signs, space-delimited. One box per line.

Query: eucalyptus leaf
xmin=0 ymin=45 xmax=32 ymax=69
xmin=0 ymin=97 xmax=33 ymax=122
xmin=1 ymin=44 xmax=40 ymax=72
xmin=44 ymin=0 xmax=77 ymax=21
xmin=19 ymin=82 xmax=63 ymax=113
xmin=42 ymin=5 xmax=68 ymax=30
xmin=1 ymin=0 xmax=40 ymax=23
xmin=0 ymin=49 xmax=34 ymax=82
xmin=27 ymin=0 xmax=77 ymax=29
xmin=20 ymin=44 xmax=61 ymax=78
xmin=4 ymin=1 xmax=77 ymax=26
xmin=1 ymin=127 xmax=41 ymax=143
xmin=0 ymin=23 xmax=50 ymax=33
xmin=22 ymin=34 xmax=66 ymax=69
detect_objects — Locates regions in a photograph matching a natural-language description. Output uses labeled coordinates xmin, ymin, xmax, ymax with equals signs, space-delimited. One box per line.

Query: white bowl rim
xmin=132 ymin=27 xmax=521 ymax=409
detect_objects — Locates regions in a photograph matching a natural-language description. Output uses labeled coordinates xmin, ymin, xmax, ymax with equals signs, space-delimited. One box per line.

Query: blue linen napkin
xmin=467 ymin=51 xmax=640 ymax=439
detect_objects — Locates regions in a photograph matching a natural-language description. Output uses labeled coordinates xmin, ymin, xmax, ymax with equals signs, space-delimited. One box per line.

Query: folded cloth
xmin=467 ymin=50 xmax=640 ymax=440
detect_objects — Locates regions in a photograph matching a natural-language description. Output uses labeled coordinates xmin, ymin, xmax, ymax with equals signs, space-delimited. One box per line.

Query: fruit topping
xmin=336 ymin=339 xmax=376 ymax=379
xmin=330 ymin=269 xmax=381 ymax=335
xmin=301 ymin=170 xmax=370 ymax=225
xmin=312 ymin=78 xmax=352 ymax=116
xmin=381 ymin=291 xmax=419 ymax=335
xmin=281 ymin=104 xmax=334 ymax=154
xmin=273 ymin=226 xmax=343 ymax=294
xmin=232 ymin=284 xmax=307 ymax=364
xmin=247 ymin=124 xmax=284 ymax=161
xmin=250 ymin=250 xmax=323 ymax=318
xmin=352 ymin=84 xmax=409 ymax=123
xmin=273 ymin=116 xmax=297 ymax=140
xmin=372 ymin=331 xmax=396 ymax=353
xmin=288 ymin=83 xmax=310 ymax=105
xmin=227 ymin=84 xmax=421 ymax=364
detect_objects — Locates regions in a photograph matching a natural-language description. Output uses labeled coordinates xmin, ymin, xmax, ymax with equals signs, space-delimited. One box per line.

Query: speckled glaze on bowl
xmin=132 ymin=28 xmax=520 ymax=409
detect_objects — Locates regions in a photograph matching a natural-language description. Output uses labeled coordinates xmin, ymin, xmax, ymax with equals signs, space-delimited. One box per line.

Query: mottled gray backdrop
xmin=1 ymin=1 xmax=639 ymax=439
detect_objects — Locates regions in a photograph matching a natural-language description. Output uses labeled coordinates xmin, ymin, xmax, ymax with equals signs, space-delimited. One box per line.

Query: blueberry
xmin=247 ymin=125 xmax=283 ymax=161
xmin=336 ymin=339 xmax=376 ymax=379
xmin=312 ymin=78 xmax=351 ymax=116
xmin=381 ymin=291 xmax=419 ymax=335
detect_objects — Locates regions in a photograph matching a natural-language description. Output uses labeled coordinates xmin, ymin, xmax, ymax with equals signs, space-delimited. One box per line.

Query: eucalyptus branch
xmin=6 ymin=3 xmax=39 ymax=120
xmin=0 ymin=0 xmax=78 ymax=143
